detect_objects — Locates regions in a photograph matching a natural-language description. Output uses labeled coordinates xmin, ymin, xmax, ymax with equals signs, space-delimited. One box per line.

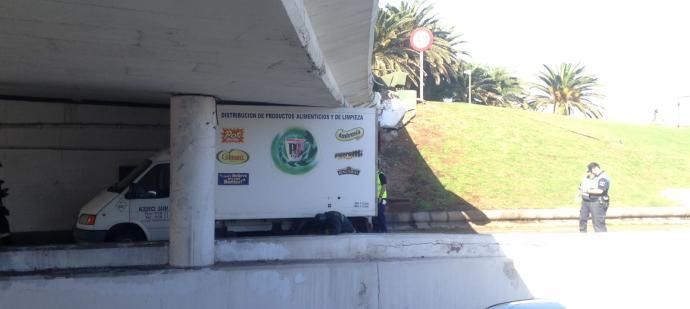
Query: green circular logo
xmin=271 ymin=127 xmax=318 ymax=175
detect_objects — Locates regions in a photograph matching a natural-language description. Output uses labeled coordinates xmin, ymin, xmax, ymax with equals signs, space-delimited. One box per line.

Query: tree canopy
xmin=373 ymin=2 xmax=603 ymax=117
xmin=372 ymin=1 xmax=465 ymax=87
xmin=529 ymin=63 xmax=603 ymax=118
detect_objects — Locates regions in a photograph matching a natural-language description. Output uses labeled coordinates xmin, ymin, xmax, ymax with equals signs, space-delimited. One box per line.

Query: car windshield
xmin=107 ymin=159 xmax=152 ymax=193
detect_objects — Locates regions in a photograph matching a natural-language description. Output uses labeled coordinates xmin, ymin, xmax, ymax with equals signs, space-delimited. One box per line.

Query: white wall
xmin=2 ymin=232 xmax=690 ymax=308
xmin=0 ymin=99 xmax=169 ymax=232
xmin=0 ymin=255 xmax=529 ymax=309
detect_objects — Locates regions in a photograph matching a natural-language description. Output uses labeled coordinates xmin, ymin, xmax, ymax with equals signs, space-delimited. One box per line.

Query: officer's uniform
xmin=373 ymin=171 xmax=388 ymax=233
xmin=579 ymin=171 xmax=610 ymax=232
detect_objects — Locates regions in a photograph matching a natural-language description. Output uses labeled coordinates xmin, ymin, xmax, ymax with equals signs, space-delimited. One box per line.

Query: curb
xmin=387 ymin=206 xmax=690 ymax=226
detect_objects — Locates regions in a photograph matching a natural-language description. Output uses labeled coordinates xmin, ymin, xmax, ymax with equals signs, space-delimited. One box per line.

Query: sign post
xmin=409 ymin=28 xmax=434 ymax=102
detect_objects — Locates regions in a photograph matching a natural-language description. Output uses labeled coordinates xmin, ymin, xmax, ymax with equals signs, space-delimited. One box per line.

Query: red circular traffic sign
xmin=409 ymin=28 xmax=434 ymax=52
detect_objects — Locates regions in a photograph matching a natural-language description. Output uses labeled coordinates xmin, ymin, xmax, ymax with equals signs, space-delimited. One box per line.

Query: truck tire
xmin=106 ymin=224 xmax=146 ymax=242
xmin=324 ymin=211 xmax=355 ymax=235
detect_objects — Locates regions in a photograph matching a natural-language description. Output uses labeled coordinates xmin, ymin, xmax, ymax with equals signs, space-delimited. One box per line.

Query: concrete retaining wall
xmin=2 ymin=232 xmax=690 ymax=308
xmin=0 ymin=257 xmax=530 ymax=309
xmin=0 ymin=242 xmax=167 ymax=273
xmin=215 ymin=234 xmax=502 ymax=262
xmin=1 ymin=234 xmax=502 ymax=273
xmin=388 ymin=207 xmax=690 ymax=231
xmin=0 ymin=99 xmax=169 ymax=232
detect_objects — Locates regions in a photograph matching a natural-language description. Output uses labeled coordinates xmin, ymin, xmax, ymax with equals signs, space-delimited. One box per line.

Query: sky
xmin=380 ymin=0 xmax=690 ymax=124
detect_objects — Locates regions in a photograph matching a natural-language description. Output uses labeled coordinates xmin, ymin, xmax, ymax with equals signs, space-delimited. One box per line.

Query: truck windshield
xmin=107 ymin=160 xmax=152 ymax=193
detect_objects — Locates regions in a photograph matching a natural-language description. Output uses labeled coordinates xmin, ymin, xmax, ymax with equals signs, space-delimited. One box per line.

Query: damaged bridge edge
xmin=280 ymin=0 xmax=349 ymax=107
xmin=0 ymin=234 xmax=508 ymax=274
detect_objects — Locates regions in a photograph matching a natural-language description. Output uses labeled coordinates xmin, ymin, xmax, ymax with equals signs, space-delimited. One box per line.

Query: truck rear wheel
xmin=106 ymin=224 xmax=146 ymax=242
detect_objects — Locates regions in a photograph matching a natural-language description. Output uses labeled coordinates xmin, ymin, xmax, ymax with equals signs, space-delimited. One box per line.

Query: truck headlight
xmin=78 ymin=214 xmax=97 ymax=225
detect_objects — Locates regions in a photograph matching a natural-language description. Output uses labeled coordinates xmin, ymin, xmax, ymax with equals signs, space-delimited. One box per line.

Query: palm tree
xmin=453 ymin=65 xmax=524 ymax=107
xmin=489 ymin=67 xmax=525 ymax=102
xmin=529 ymin=63 xmax=603 ymax=118
xmin=372 ymin=1 xmax=465 ymax=87
xmin=466 ymin=66 xmax=503 ymax=105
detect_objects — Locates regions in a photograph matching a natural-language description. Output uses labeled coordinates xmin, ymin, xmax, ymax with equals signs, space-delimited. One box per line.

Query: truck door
xmin=128 ymin=163 xmax=170 ymax=240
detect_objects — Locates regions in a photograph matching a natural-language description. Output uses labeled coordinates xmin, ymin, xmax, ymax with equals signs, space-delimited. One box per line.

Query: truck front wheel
xmin=106 ymin=224 xmax=146 ymax=242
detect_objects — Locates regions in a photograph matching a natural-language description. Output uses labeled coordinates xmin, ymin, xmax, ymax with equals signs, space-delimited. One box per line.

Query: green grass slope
xmin=381 ymin=102 xmax=690 ymax=210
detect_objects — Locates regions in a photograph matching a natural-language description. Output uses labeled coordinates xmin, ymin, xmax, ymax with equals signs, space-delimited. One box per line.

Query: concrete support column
xmin=169 ymin=95 xmax=216 ymax=267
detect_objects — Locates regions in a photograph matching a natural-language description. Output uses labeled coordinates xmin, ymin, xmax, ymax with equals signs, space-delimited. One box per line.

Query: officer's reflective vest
xmin=377 ymin=172 xmax=387 ymax=200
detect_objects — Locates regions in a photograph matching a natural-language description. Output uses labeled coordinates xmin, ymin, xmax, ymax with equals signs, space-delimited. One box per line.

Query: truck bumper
xmin=73 ymin=228 xmax=107 ymax=242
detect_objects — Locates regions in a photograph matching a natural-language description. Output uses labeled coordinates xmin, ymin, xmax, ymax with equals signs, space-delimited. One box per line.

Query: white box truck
xmin=74 ymin=105 xmax=377 ymax=242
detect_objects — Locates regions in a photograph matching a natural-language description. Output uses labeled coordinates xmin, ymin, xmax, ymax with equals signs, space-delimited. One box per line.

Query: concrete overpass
xmin=0 ymin=0 xmax=376 ymax=107
xmin=0 ymin=0 xmax=379 ymax=266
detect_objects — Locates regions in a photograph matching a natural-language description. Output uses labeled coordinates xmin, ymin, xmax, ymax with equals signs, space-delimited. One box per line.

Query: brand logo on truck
xmin=221 ymin=128 xmax=245 ymax=143
xmin=334 ymin=150 xmax=363 ymax=160
xmin=217 ymin=149 xmax=249 ymax=164
xmin=335 ymin=127 xmax=364 ymax=141
xmin=271 ymin=127 xmax=318 ymax=175
xmin=218 ymin=173 xmax=249 ymax=185
xmin=337 ymin=166 xmax=360 ymax=176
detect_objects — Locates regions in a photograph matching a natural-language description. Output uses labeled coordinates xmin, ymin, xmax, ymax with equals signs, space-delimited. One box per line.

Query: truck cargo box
xmin=215 ymin=105 xmax=377 ymax=220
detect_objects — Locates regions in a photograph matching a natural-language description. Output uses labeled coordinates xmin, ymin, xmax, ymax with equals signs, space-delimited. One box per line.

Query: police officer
xmin=579 ymin=162 xmax=611 ymax=232
xmin=373 ymin=169 xmax=388 ymax=233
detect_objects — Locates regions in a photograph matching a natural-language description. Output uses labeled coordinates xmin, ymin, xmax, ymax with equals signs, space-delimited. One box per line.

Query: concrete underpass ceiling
xmin=0 ymin=0 xmax=376 ymax=107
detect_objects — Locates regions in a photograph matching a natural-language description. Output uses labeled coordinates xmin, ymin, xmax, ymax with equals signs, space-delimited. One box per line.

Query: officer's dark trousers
xmin=579 ymin=199 xmax=608 ymax=232
xmin=373 ymin=201 xmax=387 ymax=233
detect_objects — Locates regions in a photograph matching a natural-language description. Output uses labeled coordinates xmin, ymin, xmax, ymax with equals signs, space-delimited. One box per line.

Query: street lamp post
xmin=464 ymin=69 xmax=472 ymax=103
xmin=679 ymin=98 xmax=682 ymax=128
xmin=419 ymin=51 xmax=424 ymax=102
xmin=678 ymin=96 xmax=690 ymax=128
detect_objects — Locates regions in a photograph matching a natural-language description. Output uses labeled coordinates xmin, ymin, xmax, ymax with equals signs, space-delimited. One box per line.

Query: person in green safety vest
xmin=373 ymin=170 xmax=388 ymax=232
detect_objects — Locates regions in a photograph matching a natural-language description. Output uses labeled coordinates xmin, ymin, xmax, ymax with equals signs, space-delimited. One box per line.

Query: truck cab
xmin=74 ymin=150 xmax=171 ymax=242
